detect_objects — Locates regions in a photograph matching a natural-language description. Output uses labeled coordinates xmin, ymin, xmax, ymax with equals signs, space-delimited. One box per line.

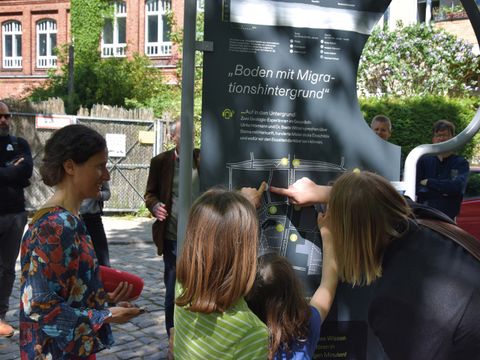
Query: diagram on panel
xmin=227 ymin=153 xmax=346 ymax=294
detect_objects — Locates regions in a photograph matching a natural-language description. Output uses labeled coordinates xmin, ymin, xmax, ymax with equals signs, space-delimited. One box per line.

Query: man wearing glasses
xmin=0 ymin=102 xmax=32 ymax=337
xmin=416 ymin=120 xmax=470 ymax=220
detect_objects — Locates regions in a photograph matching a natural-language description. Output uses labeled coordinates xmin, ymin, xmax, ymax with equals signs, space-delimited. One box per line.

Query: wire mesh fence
xmin=10 ymin=112 xmax=168 ymax=212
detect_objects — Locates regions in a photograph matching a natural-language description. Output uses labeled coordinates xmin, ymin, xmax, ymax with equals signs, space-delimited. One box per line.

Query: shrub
xmin=360 ymin=96 xmax=480 ymax=160
xmin=358 ymin=23 xmax=480 ymax=97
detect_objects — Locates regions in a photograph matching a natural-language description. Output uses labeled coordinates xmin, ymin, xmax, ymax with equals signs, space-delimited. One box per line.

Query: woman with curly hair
xmin=20 ymin=125 xmax=142 ymax=360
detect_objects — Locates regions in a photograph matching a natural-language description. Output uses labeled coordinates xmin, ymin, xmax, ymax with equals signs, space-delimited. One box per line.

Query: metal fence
xmin=10 ymin=113 xmax=168 ymax=212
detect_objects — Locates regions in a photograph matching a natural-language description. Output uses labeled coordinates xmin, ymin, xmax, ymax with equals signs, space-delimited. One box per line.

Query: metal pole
xmin=177 ymin=0 xmax=197 ymax=252
xmin=67 ymin=44 xmax=74 ymax=113
xmin=426 ymin=0 xmax=432 ymax=26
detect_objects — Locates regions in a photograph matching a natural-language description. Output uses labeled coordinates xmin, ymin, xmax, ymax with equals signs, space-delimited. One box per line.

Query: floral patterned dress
xmin=19 ymin=207 xmax=114 ymax=360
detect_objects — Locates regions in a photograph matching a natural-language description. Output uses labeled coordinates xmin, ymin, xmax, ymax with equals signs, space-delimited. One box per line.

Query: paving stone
xmin=144 ymin=353 xmax=167 ymax=360
xmin=137 ymin=336 xmax=157 ymax=345
xmin=113 ymin=333 xmax=136 ymax=345
xmin=115 ymin=322 xmax=140 ymax=332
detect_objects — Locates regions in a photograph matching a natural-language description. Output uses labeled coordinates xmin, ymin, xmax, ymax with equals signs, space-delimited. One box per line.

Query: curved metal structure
xmin=403 ymin=0 xmax=480 ymax=199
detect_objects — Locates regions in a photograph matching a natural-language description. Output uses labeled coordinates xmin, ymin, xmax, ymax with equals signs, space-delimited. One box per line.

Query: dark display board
xmin=201 ymin=1 xmax=399 ymax=358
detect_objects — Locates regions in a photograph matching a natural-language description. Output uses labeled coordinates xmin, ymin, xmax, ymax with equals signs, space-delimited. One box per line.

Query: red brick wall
xmin=434 ymin=19 xmax=478 ymax=49
xmin=0 ymin=0 xmax=70 ymax=99
xmin=0 ymin=0 xmax=183 ymax=100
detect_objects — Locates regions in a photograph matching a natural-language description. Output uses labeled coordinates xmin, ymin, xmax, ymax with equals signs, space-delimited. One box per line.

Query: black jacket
xmin=369 ymin=215 xmax=480 ymax=359
xmin=0 ymin=135 xmax=33 ymax=214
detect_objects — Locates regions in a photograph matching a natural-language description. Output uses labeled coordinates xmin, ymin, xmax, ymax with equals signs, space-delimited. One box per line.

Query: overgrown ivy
xmin=30 ymin=0 xmax=165 ymax=114
xmin=128 ymin=10 xmax=205 ymax=148
xmin=71 ymin=0 xmax=112 ymax=59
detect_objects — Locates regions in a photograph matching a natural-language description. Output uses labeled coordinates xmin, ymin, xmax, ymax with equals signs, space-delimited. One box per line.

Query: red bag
xmin=99 ymin=265 xmax=144 ymax=300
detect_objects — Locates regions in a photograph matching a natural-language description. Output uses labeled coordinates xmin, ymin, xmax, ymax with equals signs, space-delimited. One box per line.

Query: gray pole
xmin=177 ymin=1 xmax=197 ymax=252
xmin=426 ymin=0 xmax=432 ymax=26
xmin=403 ymin=107 xmax=480 ymax=199
xmin=67 ymin=44 xmax=74 ymax=113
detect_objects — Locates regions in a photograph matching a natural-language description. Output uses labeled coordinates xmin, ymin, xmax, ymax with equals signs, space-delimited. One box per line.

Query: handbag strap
xmin=417 ymin=219 xmax=480 ymax=262
xmin=31 ymin=206 xmax=57 ymax=224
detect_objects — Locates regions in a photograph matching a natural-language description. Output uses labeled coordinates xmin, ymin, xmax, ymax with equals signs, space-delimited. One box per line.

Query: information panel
xmin=201 ymin=1 xmax=397 ymax=358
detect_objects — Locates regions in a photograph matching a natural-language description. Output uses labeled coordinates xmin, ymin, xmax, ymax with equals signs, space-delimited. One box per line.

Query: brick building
xmin=0 ymin=0 xmax=193 ymax=99
xmin=387 ymin=0 xmax=479 ymax=53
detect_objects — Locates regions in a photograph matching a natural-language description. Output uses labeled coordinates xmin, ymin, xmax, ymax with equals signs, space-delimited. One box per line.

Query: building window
xmin=2 ymin=21 xmax=22 ymax=69
xmin=145 ymin=0 xmax=172 ymax=56
xmin=37 ymin=19 xmax=57 ymax=68
xmin=102 ymin=1 xmax=127 ymax=57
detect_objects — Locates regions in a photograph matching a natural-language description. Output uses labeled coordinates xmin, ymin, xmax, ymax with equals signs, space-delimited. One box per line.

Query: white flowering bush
xmin=358 ymin=23 xmax=480 ymax=97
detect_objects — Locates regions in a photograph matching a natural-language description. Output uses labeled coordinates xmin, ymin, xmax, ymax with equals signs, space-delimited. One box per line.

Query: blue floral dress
xmin=19 ymin=207 xmax=114 ymax=360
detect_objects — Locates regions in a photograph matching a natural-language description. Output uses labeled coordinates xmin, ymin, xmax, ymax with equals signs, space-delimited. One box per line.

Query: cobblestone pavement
xmin=0 ymin=216 xmax=169 ymax=360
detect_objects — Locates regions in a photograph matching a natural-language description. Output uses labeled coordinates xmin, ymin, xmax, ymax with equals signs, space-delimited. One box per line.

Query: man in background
xmin=416 ymin=120 xmax=469 ymax=220
xmin=371 ymin=114 xmax=392 ymax=141
xmin=80 ymin=181 xmax=111 ymax=266
xmin=0 ymin=102 xmax=33 ymax=337
xmin=144 ymin=120 xmax=200 ymax=337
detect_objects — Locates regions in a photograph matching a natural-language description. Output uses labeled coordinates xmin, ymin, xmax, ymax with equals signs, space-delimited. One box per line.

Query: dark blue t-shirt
xmin=274 ymin=306 xmax=321 ymax=360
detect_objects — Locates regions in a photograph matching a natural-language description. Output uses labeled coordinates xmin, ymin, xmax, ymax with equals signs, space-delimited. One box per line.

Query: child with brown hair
xmin=174 ymin=189 xmax=269 ymax=359
xmin=246 ymin=215 xmax=338 ymax=360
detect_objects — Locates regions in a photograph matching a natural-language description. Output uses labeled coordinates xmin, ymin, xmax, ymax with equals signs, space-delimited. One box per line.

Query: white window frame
xmin=2 ymin=21 xmax=22 ymax=69
xmin=36 ymin=19 xmax=57 ymax=68
xmin=145 ymin=0 xmax=172 ymax=56
xmin=101 ymin=1 xmax=127 ymax=58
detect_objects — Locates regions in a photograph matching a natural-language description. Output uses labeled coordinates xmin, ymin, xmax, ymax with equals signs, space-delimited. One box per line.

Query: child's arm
xmin=240 ymin=181 xmax=267 ymax=208
xmin=310 ymin=215 xmax=338 ymax=321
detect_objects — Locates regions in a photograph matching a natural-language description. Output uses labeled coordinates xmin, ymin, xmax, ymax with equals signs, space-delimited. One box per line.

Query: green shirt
xmin=174 ymin=285 xmax=268 ymax=359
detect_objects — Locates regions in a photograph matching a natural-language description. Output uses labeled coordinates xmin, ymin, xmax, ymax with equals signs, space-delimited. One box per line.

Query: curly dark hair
xmin=40 ymin=124 xmax=106 ymax=186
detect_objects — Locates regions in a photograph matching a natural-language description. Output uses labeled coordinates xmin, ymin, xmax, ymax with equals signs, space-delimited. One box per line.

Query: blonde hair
xmin=176 ymin=189 xmax=259 ymax=313
xmin=328 ymin=171 xmax=411 ymax=285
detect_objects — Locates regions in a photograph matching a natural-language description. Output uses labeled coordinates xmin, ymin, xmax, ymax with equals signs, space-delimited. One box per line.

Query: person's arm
xmin=144 ymin=156 xmax=168 ymax=221
xmin=22 ymin=217 xmax=140 ymax=355
xmin=270 ymin=177 xmax=331 ymax=206
xmin=0 ymin=138 xmax=33 ymax=186
xmin=310 ymin=214 xmax=338 ymax=322
xmin=99 ymin=181 xmax=111 ymax=201
xmin=423 ymin=158 xmax=469 ymax=196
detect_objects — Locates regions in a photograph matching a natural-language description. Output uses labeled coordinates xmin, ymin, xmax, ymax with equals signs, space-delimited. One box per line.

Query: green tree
xmin=30 ymin=0 xmax=165 ymax=114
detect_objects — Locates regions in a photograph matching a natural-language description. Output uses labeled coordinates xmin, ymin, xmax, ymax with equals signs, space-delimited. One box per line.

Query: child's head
xmin=176 ymin=188 xmax=259 ymax=313
xmin=246 ymin=253 xmax=310 ymax=357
